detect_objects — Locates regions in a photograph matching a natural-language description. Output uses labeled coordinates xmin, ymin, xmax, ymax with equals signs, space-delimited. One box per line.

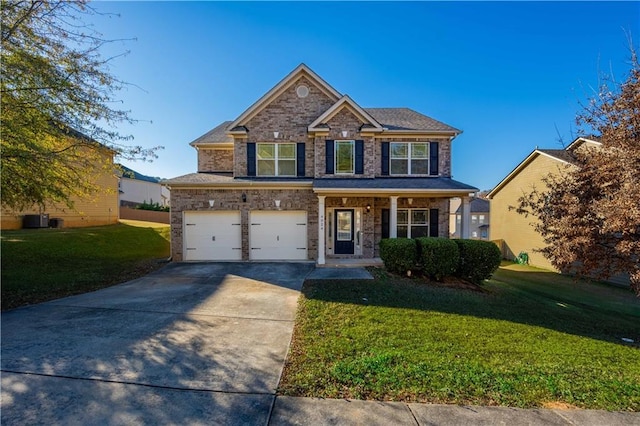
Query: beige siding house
xmin=1 ymin=147 xmax=119 ymax=229
xmin=488 ymin=137 xmax=600 ymax=270
xmin=163 ymin=64 xmax=478 ymax=264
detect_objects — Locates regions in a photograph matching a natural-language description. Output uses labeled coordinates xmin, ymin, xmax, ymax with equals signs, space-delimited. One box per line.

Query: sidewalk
xmin=269 ymin=396 xmax=639 ymax=426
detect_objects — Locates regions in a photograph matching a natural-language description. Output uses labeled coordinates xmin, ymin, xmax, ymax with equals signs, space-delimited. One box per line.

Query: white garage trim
xmin=183 ymin=211 xmax=242 ymax=261
xmin=250 ymin=210 xmax=308 ymax=260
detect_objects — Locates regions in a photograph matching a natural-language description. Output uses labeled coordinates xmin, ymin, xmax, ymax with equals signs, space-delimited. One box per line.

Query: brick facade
xmin=198 ymin=148 xmax=233 ymax=172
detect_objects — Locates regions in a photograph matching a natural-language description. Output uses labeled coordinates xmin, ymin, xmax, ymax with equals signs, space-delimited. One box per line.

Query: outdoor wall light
xmin=273 ymin=131 xmax=279 ymax=139
xmin=208 ymin=199 xmax=215 ymax=208
xmin=366 ymin=204 xmax=371 ymax=213
xmin=341 ymin=130 xmax=348 ymax=138
xmin=242 ymin=193 xmax=247 ymax=203
xmin=275 ymin=199 xmax=281 ymax=208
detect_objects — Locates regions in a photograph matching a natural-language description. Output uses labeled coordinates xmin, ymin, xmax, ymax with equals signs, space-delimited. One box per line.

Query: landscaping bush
xmin=454 ymin=239 xmax=502 ymax=283
xmin=417 ymin=237 xmax=459 ymax=281
xmin=379 ymin=238 xmax=417 ymax=275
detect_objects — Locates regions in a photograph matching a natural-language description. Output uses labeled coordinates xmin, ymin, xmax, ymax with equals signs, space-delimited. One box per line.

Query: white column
xmin=317 ymin=195 xmax=326 ymax=265
xmin=461 ymin=196 xmax=471 ymax=239
xmin=390 ymin=196 xmax=398 ymax=238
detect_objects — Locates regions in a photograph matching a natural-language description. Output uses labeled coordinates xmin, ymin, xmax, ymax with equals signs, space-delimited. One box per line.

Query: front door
xmin=334 ymin=209 xmax=354 ymax=254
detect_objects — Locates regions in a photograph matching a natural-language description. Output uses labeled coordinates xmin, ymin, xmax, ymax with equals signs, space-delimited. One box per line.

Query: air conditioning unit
xmin=23 ymin=214 xmax=49 ymax=228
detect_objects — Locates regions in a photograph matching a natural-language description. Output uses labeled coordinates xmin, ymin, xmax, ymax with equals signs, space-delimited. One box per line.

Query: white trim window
xmin=397 ymin=209 xmax=429 ymax=238
xmin=257 ymin=143 xmax=296 ymax=176
xmin=335 ymin=140 xmax=354 ymax=174
xmin=390 ymin=142 xmax=429 ymax=175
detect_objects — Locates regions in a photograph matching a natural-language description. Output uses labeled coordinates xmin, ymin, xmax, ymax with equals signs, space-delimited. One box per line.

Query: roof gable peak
xmin=308 ymin=95 xmax=383 ymax=132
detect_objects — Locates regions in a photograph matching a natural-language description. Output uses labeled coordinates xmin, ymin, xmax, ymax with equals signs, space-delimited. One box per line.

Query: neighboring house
xmin=452 ymin=197 xmax=489 ymax=240
xmin=163 ymin=64 xmax=478 ymax=263
xmin=1 ymin=144 xmax=119 ymax=230
xmin=118 ymin=165 xmax=170 ymax=208
xmin=488 ymin=137 xmax=600 ymax=270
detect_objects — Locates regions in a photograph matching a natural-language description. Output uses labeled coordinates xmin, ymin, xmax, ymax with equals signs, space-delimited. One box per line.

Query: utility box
xmin=23 ymin=214 xmax=49 ymax=228
xmin=49 ymin=218 xmax=64 ymax=229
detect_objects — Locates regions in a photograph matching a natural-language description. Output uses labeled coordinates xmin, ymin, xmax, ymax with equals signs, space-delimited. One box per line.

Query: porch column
xmin=461 ymin=196 xmax=471 ymax=239
xmin=318 ymin=195 xmax=326 ymax=265
xmin=390 ymin=196 xmax=398 ymax=238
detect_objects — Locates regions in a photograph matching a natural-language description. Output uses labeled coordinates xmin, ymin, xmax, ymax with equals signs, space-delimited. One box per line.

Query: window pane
xmin=257 ymin=144 xmax=275 ymax=159
xmin=278 ymin=159 xmax=296 ymax=176
xmin=397 ymin=226 xmax=408 ymax=238
xmin=411 ymin=143 xmax=429 ymax=158
xmin=391 ymin=159 xmax=408 ymax=175
xmin=278 ymin=143 xmax=296 ymax=159
xmin=337 ymin=211 xmax=352 ymax=241
xmin=472 ymin=215 xmax=478 ymax=224
xmin=411 ymin=159 xmax=428 ymax=174
xmin=397 ymin=210 xmax=408 ymax=224
xmin=335 ymin=141 xmax=354 ymax=174
xmin=412 ymin=210 xmax=428 ymax=224
xmin=257 ymin=159 xmax=275 ymax=175
xmin=411 ymin=225 xmax=428 ymax=238
xmin=390 ymin=143 xmax=408 ymax=158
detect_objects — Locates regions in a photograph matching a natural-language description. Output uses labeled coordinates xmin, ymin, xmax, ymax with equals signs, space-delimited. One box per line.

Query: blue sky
xmin=89 ymin=1 xmax=638 ymax=190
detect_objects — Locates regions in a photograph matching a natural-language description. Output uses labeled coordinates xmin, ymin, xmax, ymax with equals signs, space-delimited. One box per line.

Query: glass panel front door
xmin=334 ymin=209 xmax=354 ymax=254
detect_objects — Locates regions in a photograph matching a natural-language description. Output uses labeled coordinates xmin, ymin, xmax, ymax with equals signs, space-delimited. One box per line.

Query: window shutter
xmin=429 ymin=208 xmax=439 ymax=237
xmin=382 ymin=209 xmax=390 ymax=239
xmin=296 ymin=143 xmax=305 ymax=177
xmin=429 ymin=142 xmax=439 ymax=176
xmin=355 ymin=140 xmax=364 ymax=174
xmin=326 ymin=140 xmax=334 ymax=174
xmin=247 ymin=143 xmax=256 ymax=176
xmin=381 ymin=142 xmax=389 ymax=176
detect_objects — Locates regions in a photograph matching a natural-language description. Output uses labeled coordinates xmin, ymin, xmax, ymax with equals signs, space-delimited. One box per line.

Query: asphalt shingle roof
xmin=189 ymin=121 xmax=233 ymax=145
xmin=364 ymin=108 xmax=460 ymax=133
xmin=455 ymin=197 xmax=490 ymax=214
xmin=313 ymin=177 xmax=478 ymax=191
xmin=537 ymin=149 xmax=575 ymax=164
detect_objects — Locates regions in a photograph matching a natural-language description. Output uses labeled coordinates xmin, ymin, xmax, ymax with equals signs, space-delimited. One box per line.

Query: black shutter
xmin=355 ymin=140 xmax=364 ymax=174
xmin=296 ymin=143 xmax=305 ymax=177
xmin=429 ymin=208 xmax=439 ymax=237
xmin=326 ymin=140 xmax=334 ymax=174
xmin=429 ymin=142 xmax=439 ymax=176
xmin=247 ymin=143 xmax=256 ymax=176
xmin=382 ymin=208 xmax=390 ymax=239
xmin=381 ymin=142 xmax=389 ymax=176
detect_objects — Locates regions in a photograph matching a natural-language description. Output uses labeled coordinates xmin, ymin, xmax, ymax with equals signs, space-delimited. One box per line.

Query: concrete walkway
xmin=2 ymin=263 xmax=637 ymax=425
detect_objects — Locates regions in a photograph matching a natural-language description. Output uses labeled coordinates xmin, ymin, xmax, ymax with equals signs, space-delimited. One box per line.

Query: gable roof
xmin=488 ymin=148 xmax=575 ymax=199
xmin=308 ymin=95 xmax=383 ymax=132
xmin=189 ymin=121 xmax=233 ymax=146
xmin=118 ymin=165 xmax=161 ymax=183
xmin=365 ymin=108 xmax=460 ymax=134
xmin=228 ymin=63 xmax=341 ymax=131
xmin=455 ymin=197 xmax=490 ymax=214
xmin=566 ymin=136 xmax=602 ymax=152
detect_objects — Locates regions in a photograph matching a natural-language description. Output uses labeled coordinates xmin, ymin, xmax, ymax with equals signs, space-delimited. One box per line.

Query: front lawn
xmin=279 ymin=263 xmax=640 ymax=411
xmin=1 ymin=221 xmax=170 ymax=310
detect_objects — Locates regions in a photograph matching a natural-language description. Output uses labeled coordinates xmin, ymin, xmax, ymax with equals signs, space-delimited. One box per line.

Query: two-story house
xmin=163 ymin=64 xmax=478 ymax=264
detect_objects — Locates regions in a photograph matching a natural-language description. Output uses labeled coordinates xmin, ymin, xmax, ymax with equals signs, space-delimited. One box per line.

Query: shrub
xmin=416 ymin=238 xmax=459 ymax=281
xmin=454 ymin=239 xmax=502 ymax=283
xmin=379 ymin=238 xmax=417 ymax=275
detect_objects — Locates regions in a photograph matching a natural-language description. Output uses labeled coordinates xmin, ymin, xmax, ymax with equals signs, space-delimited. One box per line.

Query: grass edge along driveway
xmin=1 ymin=221 xmax=170 ymax=311
xmin=279 ymin=263 xmax=640 ymax=411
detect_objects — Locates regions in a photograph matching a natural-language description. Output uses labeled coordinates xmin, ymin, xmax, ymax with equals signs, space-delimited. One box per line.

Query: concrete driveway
xmin=1 ymin=262 xmax=315 ymax=425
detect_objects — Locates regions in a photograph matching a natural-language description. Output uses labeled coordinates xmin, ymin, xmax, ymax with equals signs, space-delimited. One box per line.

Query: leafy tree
xmin=517 ymin=51 xmax=640 ymax=295
xmin=1 ymin=0 xmax=160 ymax=211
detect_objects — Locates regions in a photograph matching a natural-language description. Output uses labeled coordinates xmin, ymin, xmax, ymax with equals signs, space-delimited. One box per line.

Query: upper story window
xmin=479 ymin=214 xmax=485 ymax=224
xmin=335 ymin=140 xmax=354 ymax=174
xmin=390 ymin=142 xmax=429 ymax=175
xmin=397 ymin=209 xmax=429 ymax=238
xmin=257 ymin=143 xmax=296 ymax=176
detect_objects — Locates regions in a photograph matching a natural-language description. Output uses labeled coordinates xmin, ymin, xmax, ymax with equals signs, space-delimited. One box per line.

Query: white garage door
xmin=184 ymin=211 xmax=242 ymax=261
xmin=250 ymin=211 xmax=307 ymax=260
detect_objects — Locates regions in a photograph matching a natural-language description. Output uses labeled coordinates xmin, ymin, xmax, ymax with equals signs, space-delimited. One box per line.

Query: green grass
xmin=1 ymin=222 xmax=170 ymax=310
xmin=279 ymin=263 xmax=640 ymax=411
